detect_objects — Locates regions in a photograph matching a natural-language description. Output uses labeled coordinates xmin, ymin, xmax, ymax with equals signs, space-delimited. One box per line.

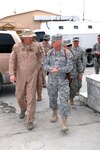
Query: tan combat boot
xmin=76 ymin=90 xmax=80 ymax=96
xmin=50 ymin=109 xmax=58 ymax=123
xmin=43 ymin=84 xmax=46 ymax=88
xmin=37 ymin=95 xmax=42 ymax=101
xmin=70 ymin=99 xmax=74 ymax=105
xmin=27 ymin=122 xmax=34 ymax=130
xmin=61 ymin=116 xmax=68 ymax=132
xmin=19 ymin=110 xmax=26 ymax=119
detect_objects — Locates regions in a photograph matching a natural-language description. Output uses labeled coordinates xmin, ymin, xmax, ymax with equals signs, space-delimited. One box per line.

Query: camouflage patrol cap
xmin=52 ymin=34 xmax=62 ymax=42
xmin=97 ymin=34 xmax=100 ymax=38
xmin=43 ymin=34 xmax=50 ymax=40
xmin=62 ymin=39 xmax=72 ymax=46
xmin=73 ymin=37 xmax=79 ymax=41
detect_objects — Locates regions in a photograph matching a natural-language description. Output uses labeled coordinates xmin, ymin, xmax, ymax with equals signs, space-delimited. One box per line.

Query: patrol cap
xmin=97 ymin=34 xmax=100 ymax=38
xmin=19 ymin=33 xmax=22 ymax=38
xmin=62 ymin=39 xmax=72 ymax=46
xmin=73 ymin=37 xmax=79 ymax=41
xmin=21 ymin=29 xmax=36 ymax=38
xmin=51 ymin=34 xmax=62 ymax=42
xmin=43 ymin=34 xmax=50 ymax=40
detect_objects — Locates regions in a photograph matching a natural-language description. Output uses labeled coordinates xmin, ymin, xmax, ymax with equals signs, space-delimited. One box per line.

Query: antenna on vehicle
xmin=46 ymin=22 xmax=50 ymax=30
xmin=83 ymin=0 xmax=85 ymax=21
xmin=82 ymin=0 xmax=92 ymax=22
xmin=14 ymin=9 xmax=16 ymax=15
xmin=59 ymin=1 xmax=62 ymax=20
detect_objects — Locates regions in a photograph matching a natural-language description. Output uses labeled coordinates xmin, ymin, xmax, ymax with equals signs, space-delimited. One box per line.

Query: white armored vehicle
xmin=35 ymin=20 xmax=100 ymax=67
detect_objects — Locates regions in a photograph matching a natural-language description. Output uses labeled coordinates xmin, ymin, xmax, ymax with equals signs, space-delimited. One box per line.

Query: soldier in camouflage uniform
xmin=63 ymin=39 xmax=83 ymax=105
xmin=72 ymin=37 xmax=87 ymax=95
xmin=41 ymin=34 xmax=51 ymax=87
xmin=62 ymin=39 xmax=73 ymax=78
xmin=44 ymin=34 xmax=73 ymax=132
xmin=41 ymin=34 xmax=51 ymax=55
xmin=92 ymin=34 xmax=100 ymax=74
xmin=67 ymin=38 xmax=83 ymax=105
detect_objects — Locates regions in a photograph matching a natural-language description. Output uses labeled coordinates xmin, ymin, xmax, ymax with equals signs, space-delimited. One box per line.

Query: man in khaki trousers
xmin=9 ymin=29 xmax=42 ymax=130
xmin=32 ymin=33 xmax=45 ymax=101
xmin=40 ymin=34 xmax=51 ymax=87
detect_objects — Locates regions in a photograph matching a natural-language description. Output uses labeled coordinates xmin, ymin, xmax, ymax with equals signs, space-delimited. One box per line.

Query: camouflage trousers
xmin=47 ymin=81 xmax=70 ymax=117
xmin=42 ymin=69 xmax=46 ymax=86
xmin=70 ymin=77 xmax=79 ymax=99
xmin=77 ymin=78 xmax=82 ymax=91
xmin=37 ymin=67 xmax=44 ymax=98
xmin=94 ymin=59 xmax=100 ymax=74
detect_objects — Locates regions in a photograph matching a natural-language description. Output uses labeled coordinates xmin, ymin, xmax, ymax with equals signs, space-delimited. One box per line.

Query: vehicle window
xmin=0 ymin=33 xmax=15 ymax=53
xmin=59 ymin=26 xmax=64 ymax=29
xmin=35 ymin=32 xmax=45 ymax=42
xmin=74 ymin=26 xmax=78 ymax=29
xmin=0 ymin=45 xmax=13 ymax=53
xmin=88 ymin=25 xmax=92 ymax=29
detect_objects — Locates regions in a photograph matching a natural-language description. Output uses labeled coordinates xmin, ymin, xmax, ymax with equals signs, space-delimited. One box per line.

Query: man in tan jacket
xmin=9 ymin=29 xmax=42 ymax=130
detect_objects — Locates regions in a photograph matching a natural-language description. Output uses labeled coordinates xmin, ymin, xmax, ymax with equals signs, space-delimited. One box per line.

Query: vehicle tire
xmin=86 ymin=53 xmax=94 ymax=67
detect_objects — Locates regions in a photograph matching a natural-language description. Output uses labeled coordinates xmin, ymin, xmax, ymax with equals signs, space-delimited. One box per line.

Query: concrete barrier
xmin=79 ymin=74 xmax=100 ymax=112
xmin=79 ymin=92 xmax=88 ymax=105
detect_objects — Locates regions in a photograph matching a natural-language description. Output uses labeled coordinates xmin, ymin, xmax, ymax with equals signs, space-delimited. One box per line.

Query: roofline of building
xmin=0 ymin=9 xmax=60 ymax=19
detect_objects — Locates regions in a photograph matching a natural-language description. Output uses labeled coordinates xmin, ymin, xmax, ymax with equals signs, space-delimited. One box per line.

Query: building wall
xmin=0 ymin=10 xmax=59 ymax=32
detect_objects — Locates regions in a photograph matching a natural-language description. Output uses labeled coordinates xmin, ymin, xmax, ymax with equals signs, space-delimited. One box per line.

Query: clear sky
xmin=0 ymin=0 xmax=100 ymax=22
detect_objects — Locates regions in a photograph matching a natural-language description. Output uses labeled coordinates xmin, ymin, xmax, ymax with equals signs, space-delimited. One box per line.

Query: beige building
xmin=0 ymin=10 xmax=60 ymax=33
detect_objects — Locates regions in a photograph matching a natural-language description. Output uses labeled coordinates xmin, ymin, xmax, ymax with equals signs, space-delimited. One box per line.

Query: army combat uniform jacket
xmin=44 ymin=48 xmax=73 ymax=117
xmin=92 ymin=43 xmax=100 ymax=74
